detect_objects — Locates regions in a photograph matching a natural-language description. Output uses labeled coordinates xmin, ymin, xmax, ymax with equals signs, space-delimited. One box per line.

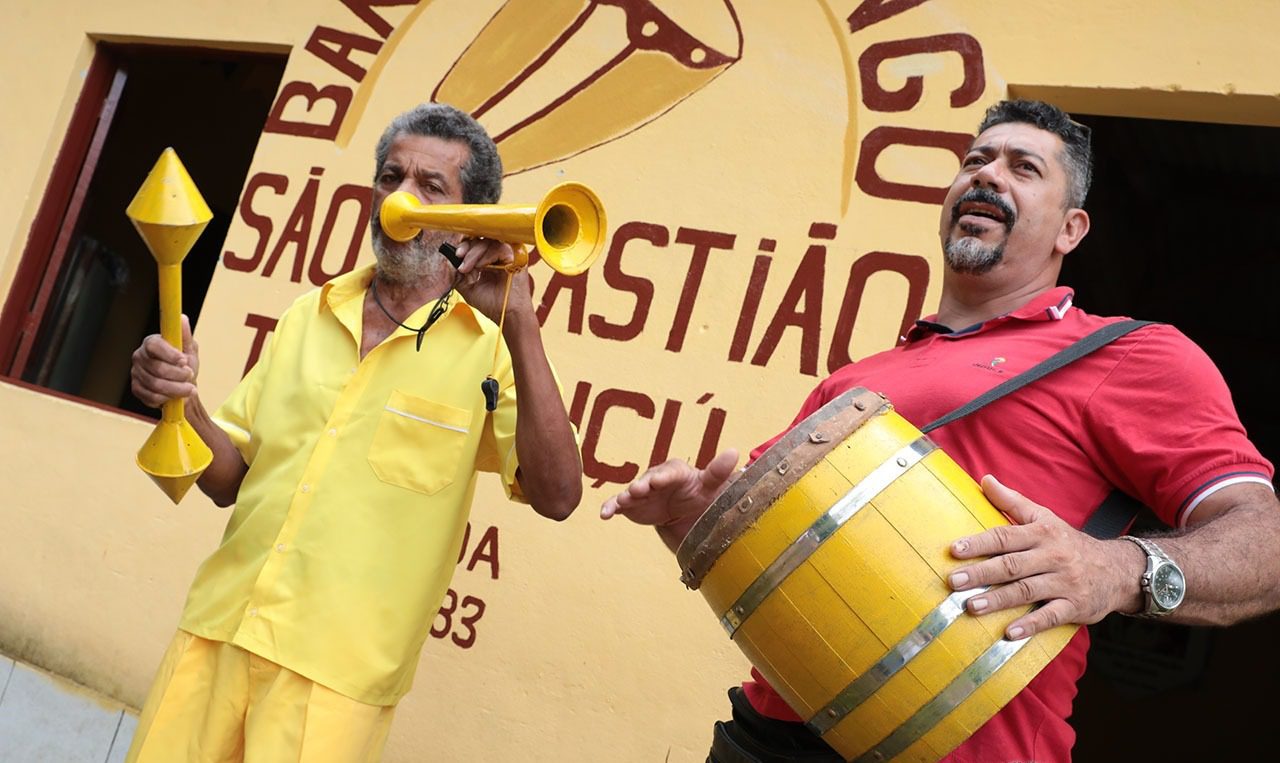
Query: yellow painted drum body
xmin=676 ymin=387 xmax=1077 ymax=763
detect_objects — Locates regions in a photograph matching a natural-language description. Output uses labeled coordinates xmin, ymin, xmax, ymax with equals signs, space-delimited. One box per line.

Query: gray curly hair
xmin=374 ymin=103 xmax=503 ymax=204
xmin=977 ymin=99 xmax=1093 ymax=208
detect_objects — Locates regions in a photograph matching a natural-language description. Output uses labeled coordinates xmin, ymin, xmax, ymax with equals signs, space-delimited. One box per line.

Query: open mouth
xmin=958 ymin=201 xmax=1006 ymax=224
xmin=952 ymin=190 xmax=1015 ymax=232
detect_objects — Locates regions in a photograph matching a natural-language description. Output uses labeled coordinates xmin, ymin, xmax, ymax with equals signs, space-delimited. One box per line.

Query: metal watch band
xmin=1119 ymin=535 xmax=1179 ymax=617
xmin=1120 ymin=534 xmax=1168 ymax=562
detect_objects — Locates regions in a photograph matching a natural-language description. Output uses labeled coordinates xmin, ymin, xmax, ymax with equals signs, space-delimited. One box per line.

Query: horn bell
xmin=377 ymin=182 xmax=607 ymax=276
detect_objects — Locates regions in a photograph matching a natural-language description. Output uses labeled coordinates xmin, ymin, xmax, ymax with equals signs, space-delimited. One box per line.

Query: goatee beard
xmin=944 ymin=234 xmax=1005 ymax=275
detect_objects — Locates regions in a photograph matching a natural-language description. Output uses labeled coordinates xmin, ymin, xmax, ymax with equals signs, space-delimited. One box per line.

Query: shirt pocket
xmin=368 ymin=390 xmax=472 ymax=495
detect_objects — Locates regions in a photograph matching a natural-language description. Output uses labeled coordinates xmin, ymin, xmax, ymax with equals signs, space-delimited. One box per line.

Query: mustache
xmin=951 ymin=188 xmax=1016 ymax=232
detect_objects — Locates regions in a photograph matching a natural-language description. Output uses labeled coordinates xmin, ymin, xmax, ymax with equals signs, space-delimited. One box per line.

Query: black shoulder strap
xmin=921 ymin=320 xmax=1155 ymax=434
xmin=1080 ymin=489 xmax=1148 ymax=539
xmin=919 ymin=318 xmax=1157 ymax=539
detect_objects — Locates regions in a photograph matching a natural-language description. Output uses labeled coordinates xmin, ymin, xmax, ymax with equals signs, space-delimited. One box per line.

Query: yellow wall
xmin=3 ymin=1 xmax=1279 ymax=760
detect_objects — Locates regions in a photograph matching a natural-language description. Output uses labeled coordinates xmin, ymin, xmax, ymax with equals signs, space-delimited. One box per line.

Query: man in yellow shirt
xmin=125 ymin=103 xmax=583 ymax=761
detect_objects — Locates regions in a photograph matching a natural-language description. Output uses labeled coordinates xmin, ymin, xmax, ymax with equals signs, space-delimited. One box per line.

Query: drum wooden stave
xmin=677 ymin=387 xmax=1077 ymax=763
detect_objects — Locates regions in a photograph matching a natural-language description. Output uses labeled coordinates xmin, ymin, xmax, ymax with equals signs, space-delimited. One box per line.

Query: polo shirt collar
xmin=905 ymin=286 xmax=1075 ymax=342
xmin=320 ymin=262 xmax=485 ymax=334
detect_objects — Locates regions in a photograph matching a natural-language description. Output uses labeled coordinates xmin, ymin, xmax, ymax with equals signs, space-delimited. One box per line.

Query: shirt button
xmin=348 ymin=367 xmax=356 ymax=374
xmin=328 ymin=428 xmax=337 ymax=437
xmin=276 ymin=543 xmax=286 ymax=552
xmin=248 ymin=608 xmax=258 ymax=617
xmin=301 ymin=484 xmax=311 ymax=493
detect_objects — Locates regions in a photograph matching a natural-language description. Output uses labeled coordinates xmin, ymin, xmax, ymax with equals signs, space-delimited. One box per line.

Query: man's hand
xmin=131 ymin=314 xmax=200 ymax=408
xmin=453 ymin=237 xmax=531 ymax=324
xmin=128 ymin=314 xmax=250 ymax=506
xmin=601 ymin=449 xmax=740 ymax=552
xmin=947 ymin=474 xmax=1142 ymax=639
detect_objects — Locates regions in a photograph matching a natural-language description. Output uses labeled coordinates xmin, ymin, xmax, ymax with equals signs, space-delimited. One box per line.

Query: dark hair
xmin=977 ymin=99 xmax=1092 ymax=208
xmin=374 ymin=103 xmax=503 ymax=204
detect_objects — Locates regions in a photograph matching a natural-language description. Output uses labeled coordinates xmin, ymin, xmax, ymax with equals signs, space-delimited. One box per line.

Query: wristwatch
xmin=1119 ymin=535 xmax=1186 ymax=617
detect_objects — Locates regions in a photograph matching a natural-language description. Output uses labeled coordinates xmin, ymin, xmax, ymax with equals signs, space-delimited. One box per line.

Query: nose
xmin=402 ymin=184 xmax=426 ymax=203
xmin=971 ymin=159 xmax=1007 ymax=193
xmin=395 ymin=177 xmax=427 ymax=203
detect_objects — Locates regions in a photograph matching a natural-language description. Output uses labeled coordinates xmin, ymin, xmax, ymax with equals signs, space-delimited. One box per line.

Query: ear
xmin=1054 ymin=208 xmax=1090 ymax=256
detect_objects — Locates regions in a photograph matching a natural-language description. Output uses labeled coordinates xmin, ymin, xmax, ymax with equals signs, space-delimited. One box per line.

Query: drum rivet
xmin=808 ymin=431 xmax=827 ymax=444
xmin=777 ymin=461 xmax=790 ymax=475
xmin=896 ymin=457 xmax=908 ymax=467
xmin=738 ymin=496 xmax=754 ymax=512
xmin=854 ymin=401 xmax=866 ymax=411
xmin=872 ymin=753 xmax=885 ymax=762
xmin=826 ymin=708 xmax=839 ymax=718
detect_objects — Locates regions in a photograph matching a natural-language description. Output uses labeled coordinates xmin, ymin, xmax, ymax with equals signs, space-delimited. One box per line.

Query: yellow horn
xmin=379 ymin=181 xmax=607 ymax=275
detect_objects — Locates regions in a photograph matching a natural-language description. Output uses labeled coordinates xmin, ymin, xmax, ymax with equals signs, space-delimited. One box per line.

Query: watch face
xmin=1152 ymin=563 xmax=1186 ymax=609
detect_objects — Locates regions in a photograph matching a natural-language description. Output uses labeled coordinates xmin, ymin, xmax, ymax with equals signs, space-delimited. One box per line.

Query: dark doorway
xmin=0 ymin=43 xmax=286 ymax=418
xmin=1063 ymin=113 xmax=1280 ymax=761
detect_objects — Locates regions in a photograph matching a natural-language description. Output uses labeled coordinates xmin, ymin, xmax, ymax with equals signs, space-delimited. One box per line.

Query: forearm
xmin=184 ymin=394 xmax=249 ymax=507
xmin=1137 ymin=492 xmax=1280 ymax=625
xmin=503 ymin=310 xmax=583 ymax=520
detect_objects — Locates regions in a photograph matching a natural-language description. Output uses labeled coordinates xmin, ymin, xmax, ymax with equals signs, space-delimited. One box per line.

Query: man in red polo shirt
xmin=601 ymin=99 xmax=1280 ymax=762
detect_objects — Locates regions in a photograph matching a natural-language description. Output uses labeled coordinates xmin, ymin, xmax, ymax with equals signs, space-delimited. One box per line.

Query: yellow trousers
xmin=126 ymin=630 xmax=395 ymax=763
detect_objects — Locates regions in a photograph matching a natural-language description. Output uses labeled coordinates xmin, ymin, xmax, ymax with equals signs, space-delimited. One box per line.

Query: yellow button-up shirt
xmin=181 ymin=264 xmax=527 ymax=705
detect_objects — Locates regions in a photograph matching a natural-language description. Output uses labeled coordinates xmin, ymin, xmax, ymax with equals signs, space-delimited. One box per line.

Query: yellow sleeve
xmin=210 ymin=313 xmax=283 ymax=464
xmin=475 ymin=353 xmax=578 ymax=503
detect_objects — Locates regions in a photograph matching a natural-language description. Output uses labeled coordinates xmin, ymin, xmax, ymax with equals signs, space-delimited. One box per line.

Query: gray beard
xmin=371 ymin=225 xmax=453 ymax=286
xmin=944 ymin=235 xmax=1005 ymax=275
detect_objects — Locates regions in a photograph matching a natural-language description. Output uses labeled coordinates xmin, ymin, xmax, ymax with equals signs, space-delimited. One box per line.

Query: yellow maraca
xmin=127 ymin=148 xmax=213 ymax=503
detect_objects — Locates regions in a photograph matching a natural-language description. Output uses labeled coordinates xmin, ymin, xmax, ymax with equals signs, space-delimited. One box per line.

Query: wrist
xmin=657 ymin=513 xmax=699 ymax=548
xmin=1113 ymin=537 xmax=1148 ymax=615
xmin=500 ymin=305 xmax=540 ymax=337
xmin=1118 ymin=535 xmax=1187 ymax=618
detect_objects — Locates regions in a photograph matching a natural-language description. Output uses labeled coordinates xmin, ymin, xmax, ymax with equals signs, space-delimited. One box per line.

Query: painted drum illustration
xmin=676 ymin=386 xmax=1077 ymax=763
xmin=434 ymin=0 xmax=743 ymax=174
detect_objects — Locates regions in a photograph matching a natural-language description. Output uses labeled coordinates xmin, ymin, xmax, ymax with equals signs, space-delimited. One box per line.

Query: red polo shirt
xmin=740 ymin=287 xmax=1273 ymax=762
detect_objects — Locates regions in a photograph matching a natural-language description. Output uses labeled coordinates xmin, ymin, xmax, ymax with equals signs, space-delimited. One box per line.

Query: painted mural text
xmin=264 ymin=0 xmax=418 ymax=141
xmin=258 ymin=0 xmax=985 ymax=208
xmin=534 ymin=221 xmax=929 ymax=378
xmin=222 ymin=167 xmax=371 ymax=286
xmin=428 ymin=520 xmax=500 ymax=650
xmin=568 ymin=383 xmax=729 ymax=490
xmin=226 ymin=191 xmax=931 ymax=383
xmin=846 ymin=1 xmax=987 ymax=204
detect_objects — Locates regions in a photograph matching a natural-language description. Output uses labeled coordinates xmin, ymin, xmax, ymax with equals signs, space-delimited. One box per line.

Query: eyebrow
xmin=414 ymin=168 xmax=452 ymax=188
xmin=969 ymin=143 xmax=1048 ymax=167
xmin=381 ymin=162 xmax=455 ymax=191
xmin=1009 ymin=147 xmax=1047 ymax=166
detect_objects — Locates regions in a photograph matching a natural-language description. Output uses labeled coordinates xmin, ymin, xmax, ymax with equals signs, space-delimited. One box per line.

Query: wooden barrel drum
xmin=676 ymin=387 xmax=1077 ymax=762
